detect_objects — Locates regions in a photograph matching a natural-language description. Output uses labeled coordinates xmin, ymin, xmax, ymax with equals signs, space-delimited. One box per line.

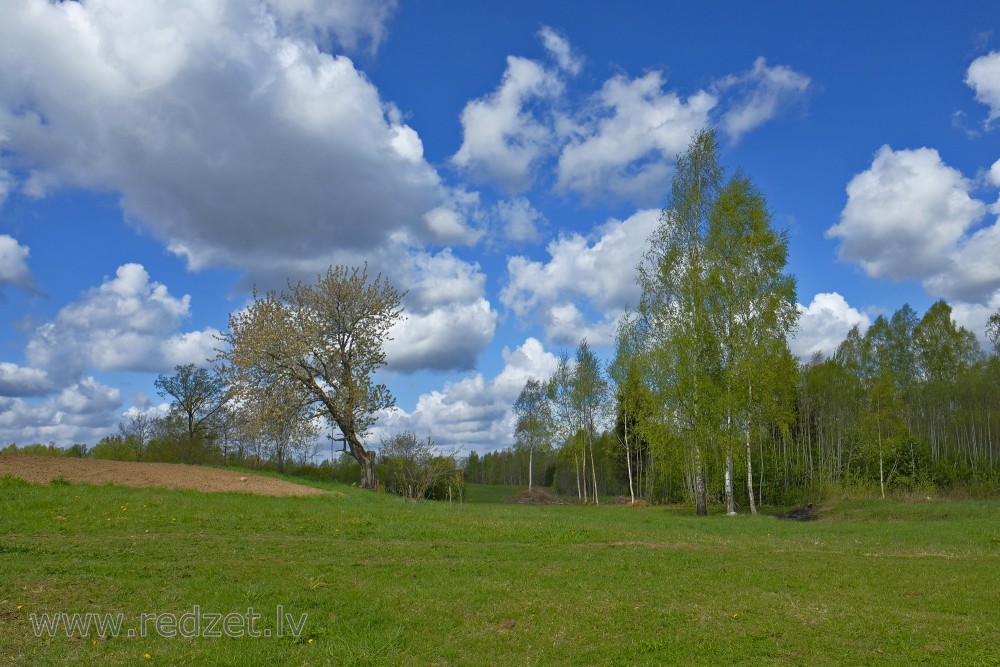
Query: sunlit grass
xmin=2 ymin=473 xmax=998 ymax=665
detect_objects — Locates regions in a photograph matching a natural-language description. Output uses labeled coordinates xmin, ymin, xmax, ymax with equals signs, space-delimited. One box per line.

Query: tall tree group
xmin=635 ymin=129 xmax=798 ymax=514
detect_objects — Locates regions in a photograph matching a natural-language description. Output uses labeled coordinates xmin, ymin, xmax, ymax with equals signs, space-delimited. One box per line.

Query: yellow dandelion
xmin=308 ymin=638 xmax=314 ymax=644
xmin=144 ymin=653 xmax=151 ymax=660
xmin=731 ymin=613 xmax=739 ymax=619
xmin=17 ymin=605 xmax=23 ymax=610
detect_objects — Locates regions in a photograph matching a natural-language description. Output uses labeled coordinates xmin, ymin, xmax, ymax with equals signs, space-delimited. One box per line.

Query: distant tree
xmin=154 ymin=364 xmax=228 ymax=462
xmin=513 ymin=377 xmax=552 ymax=498
xmin=91 ymin=435 xmax=134 ymax=461
xmin=464 ymin=451 xmax=483 ymax=484
xmin=64 ymin=443 xmax=89 ymax=458
xmin=609 ymin=311 xmax=649 ymax=504
xmin=548 ymin=352 xmax=586 ymax=501
xmin=986 ymin=308 xmax=1000 ymax=357
xmin=118 ymin=412 xmax=154 ymax=462
xmin=573 ymin=339 xmax=608 ymax=504
xmin=237 ymin=376 xmax=319 ymax=473
xmin=218 ymin=265 xmax=403 ymax=489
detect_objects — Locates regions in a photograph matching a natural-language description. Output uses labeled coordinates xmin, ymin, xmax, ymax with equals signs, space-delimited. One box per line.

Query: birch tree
xmin=706 ymin=171 xmax=797 ymax=514
xmin=573 ymin=339 xmax=608 ymax=505
xmin=639 ymin=129 xmax=724 ymax=516
xmin=513 ymin=378 xmax=552 ymax=498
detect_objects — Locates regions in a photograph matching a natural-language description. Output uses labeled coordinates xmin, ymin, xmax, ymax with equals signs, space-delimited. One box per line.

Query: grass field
xmin=2 ymin=473 xmax=999 ymax=666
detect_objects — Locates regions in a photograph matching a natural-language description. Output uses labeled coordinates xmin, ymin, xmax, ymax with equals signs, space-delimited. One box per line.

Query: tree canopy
xmin=218 ymin=265 xmax=403 ymax=489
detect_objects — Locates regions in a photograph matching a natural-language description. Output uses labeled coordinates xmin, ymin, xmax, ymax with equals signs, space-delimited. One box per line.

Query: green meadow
xmin=2 ymin=475 xmax=999 ymax=666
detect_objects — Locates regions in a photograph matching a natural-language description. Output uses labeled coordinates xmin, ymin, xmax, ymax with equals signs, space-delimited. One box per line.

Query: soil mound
xmin=509 ymin=488 xmax=567 ymax=504
xmin=776 ymin=503 xmax=819 ymax=521
xmin=0 ymin=454 xmax=325 ymax=497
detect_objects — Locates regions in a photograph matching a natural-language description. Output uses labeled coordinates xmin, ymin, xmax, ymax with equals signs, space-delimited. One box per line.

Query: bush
xmin=377 ymin=431 xmax=460 ymax=500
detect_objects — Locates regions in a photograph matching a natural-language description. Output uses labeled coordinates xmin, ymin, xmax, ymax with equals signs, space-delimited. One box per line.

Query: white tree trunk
xmin=725 ymin=408 xmax=736 ymax=515
xmin=624 ymin=413 xmax=635 ymax=504
xmin=589 ymin=431 xmax=599 ymax=506
xmin=725 ymin=452 xmax=736 ymax=515
xmin=528 ymin=444 xmax=533 ymax=498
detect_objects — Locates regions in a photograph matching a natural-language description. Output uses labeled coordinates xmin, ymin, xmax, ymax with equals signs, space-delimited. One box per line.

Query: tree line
xmin=487 ymin=130 xmax=1000 ymax=512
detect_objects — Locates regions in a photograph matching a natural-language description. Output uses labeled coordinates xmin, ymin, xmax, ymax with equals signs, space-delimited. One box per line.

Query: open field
xmin=1 ymin=463 xmax=999 ymax=666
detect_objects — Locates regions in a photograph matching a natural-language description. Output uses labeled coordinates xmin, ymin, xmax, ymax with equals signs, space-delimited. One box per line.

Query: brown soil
xmin=0 ymin=454 xmax=326 ymax=497
xmin=776 ymin=503 xmax=819 ymax=521
xmin=509 ymin=488 xmax=567 ymax=504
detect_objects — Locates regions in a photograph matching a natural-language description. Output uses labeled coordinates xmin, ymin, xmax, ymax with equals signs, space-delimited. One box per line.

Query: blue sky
xmin=1 ymin=0 xmax=999 ymax=452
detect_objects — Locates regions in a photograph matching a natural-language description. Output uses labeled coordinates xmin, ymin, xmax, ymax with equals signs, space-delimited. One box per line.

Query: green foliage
xmin=2 ymin=442 xmax=64 ymax=457
xmin=377 ymin=431 xmax=460 ymax=500
xmin=90 ymin=435 xmax=136 ymax=462
xmin=637 ymin=128 xmax=798 ymax=514
xmin=219 ymin=265 xmax=404 ymax=489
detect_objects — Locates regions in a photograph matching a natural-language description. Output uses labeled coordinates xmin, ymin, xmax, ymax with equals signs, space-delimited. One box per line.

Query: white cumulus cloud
xmin=827 ymin=145 xmax=1000 ymax=303
xmin=376 ymin=337 xmax=558 ymax=452
xmin=452 ymin=55 xmax=563 ymax=191
xmin=556 ymin=73 xmax=716 ymax=203
xmin=266 ymin=0 xmax=398 ymax=54
xmin=966 ymin=50 xmax=1000 ymax=124
xmin=538 ymin=25 xmax=583 ymax=75
xmin=0 ymin=234 xmax=35 ymax=296
xmin=502 ymin=209 xmax=659 ymax=343
xmin=493 ymin=197 xmax=546 ymax=243
xmin=790 ymin=292 xmax=871 ymax=359
xmin=0 ymin=377 xmax=122 ymax=445
xmin=24 ymin=264 xmax=218 ymax=384
xmin=382 ymin=248 xmax=498 ymax=373
xmin=716 ymin=57 xmax=811 ymax=142
xmin=0 ymin=0 xmax=447 ymax=282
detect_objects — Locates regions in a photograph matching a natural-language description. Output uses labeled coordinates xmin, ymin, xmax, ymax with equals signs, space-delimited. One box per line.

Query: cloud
xmin=538 ymin=25 xmax=582 ymax=75
xmin=0 ymin=264 xmax=218 ymax=443
xmin=501 ymin=209 xmax=659 ymax=343
xmin=0 ymin=169 xmax=13 ymax=208
xmin=0 ymin=363 xmax=52 ymax=398
xmin=716 ymin=57 xmax=811 ymax=142
xmin=790 ymin=292 xmax=870 ymax=359
xmin=0 ymin=0 xmax=446 ymax=281
xmin=951 ymin=291 xmax=1000 ymax=349
xmin=387 ymin=299 xmax=496 ymax=374
xmin=23 ymin=264 xmax=218 ymax=385
xmin=966 ymin=50 xmax=1000 ymax=124
xmin=382 ymin=248 xmax=498 ymax=373
xmin=420 ymin=188 xmax=484 ymax=246
xmin=375 ymin=337 xmax=558 ymax=452
xmin=0 ymin=377 xmax=122 ymax=445
xmin=266 ymin=0 xmax=398 ymax=54
xmin=556 ymin=72 xmax=716 ymax=203
xmin=827 ymin=146 xmax=1000 ymax=303
xmin=0 ymin=234 xmax=34 ymax=296
xmin=492 ymin=197 xmax=546 ymax=243
xmin=454 ymin=29 xmax=807 ymax=203
xmin=452 ymin=55 xmax=563 ymax=191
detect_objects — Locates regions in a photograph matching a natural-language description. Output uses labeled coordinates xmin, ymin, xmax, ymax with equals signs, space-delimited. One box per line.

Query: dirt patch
xmin=0 ymin=454 xmax=326 ymax=497
xmin=509 ymin=488 xmax=567 ymax=504
xmin=776 ymin=503 xmax=820 ymax=521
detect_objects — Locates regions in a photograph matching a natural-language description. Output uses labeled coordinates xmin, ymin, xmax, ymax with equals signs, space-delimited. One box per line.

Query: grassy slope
xmin=1 ymin=474 xmax=998 ymax=666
